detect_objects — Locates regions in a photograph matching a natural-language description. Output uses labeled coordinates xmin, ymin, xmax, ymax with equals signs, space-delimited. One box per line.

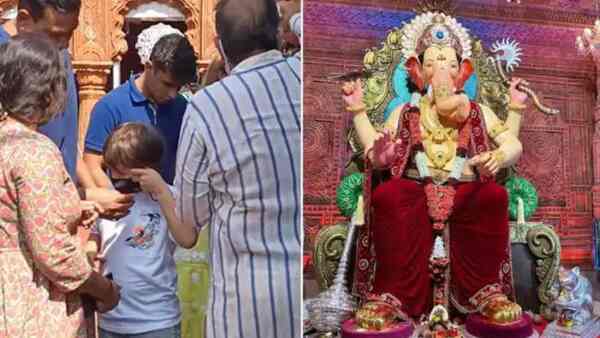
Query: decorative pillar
xmin=578 ymin=23 xmax=600 ymax=221
xmin=592 ymin=62 xmax=600 ymax=219
xmin=0 ymin=1 xmax=16 ymax=15
xmin=70 ymin=0 xmax=113 ymax=148
xmin=73 ymin=61 xmax=111 ymax=150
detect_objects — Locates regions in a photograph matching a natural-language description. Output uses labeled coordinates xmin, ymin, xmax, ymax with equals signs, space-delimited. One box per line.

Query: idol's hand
xmin=372 ymin=132 xmax=401 ymax=168
xmin=342 ymin=79 xmax=366 ymax=115
xmin=509 ymin=77 xmax=528 ymax=108
xmin=469 ymin=151 xmax=501 ymax=176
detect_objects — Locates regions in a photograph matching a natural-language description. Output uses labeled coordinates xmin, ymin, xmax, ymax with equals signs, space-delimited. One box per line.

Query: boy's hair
xmin=19 ymin=0 xmax=81 ymax=21
xmin=103 ymin=122 xmax=164 ymax=171
xmin=150 ymin=34 xmax=198 ymax=85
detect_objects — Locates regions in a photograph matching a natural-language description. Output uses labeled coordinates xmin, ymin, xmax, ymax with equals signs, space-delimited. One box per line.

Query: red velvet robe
xmin=353 ymin=103 xmax=513 ymax=318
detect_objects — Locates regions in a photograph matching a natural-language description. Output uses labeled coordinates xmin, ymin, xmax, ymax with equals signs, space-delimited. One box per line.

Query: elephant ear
xmin=455 ymin=59 xmax=474 ymax=91
xmin=405 ymin=57 xmax=425 ymax=92
xmin=383 ymin=62 xmax=413 ymax=120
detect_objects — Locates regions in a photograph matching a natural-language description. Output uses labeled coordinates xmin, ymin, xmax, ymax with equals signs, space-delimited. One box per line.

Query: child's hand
xmin=130 ymin=168 xmax=169 ymax=197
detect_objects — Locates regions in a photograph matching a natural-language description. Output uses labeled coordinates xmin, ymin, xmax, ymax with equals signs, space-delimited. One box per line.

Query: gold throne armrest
xmin=312 ymin=224 xmax=352 ymax=290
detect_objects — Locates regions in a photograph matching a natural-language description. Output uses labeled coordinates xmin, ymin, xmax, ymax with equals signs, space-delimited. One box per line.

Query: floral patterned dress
xmin=0 ymin=121 xmax=92 ymax=338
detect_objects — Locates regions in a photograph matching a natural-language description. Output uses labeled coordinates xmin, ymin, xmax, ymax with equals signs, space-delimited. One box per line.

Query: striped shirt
xmin=174 ymin=49 xmax=301 ymax=338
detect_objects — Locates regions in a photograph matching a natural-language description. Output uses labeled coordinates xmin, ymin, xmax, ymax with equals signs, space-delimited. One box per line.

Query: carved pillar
xmin=0 ymin=0 xmax=16 ymax=14
xmin=73 ymin=61 xmax=111 ymax=150
xmin=200 ymin=0 xmax=219 ymax=68
xmin=591 ymin=53 xmax=600 ymax=220
xmin=70 ymin=0 xmax=113 ymax=148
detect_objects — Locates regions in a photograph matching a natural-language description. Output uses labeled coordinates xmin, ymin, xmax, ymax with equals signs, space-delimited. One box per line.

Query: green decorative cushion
xmin=505 ymin=176 xmax=538 ymax=221
xmin=336 ymin=173 xmax=364 ymax=217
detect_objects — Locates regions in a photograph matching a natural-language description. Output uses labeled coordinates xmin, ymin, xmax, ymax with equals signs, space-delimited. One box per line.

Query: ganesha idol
xmin=339 ymin=10 xmax=536 ymax=334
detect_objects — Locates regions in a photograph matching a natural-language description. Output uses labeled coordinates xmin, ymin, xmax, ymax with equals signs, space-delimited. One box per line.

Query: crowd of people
xmin=0 ymin=0 xmax=301 ymax=337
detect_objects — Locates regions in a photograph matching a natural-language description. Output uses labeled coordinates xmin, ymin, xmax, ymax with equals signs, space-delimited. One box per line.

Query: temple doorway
xmin=109 ymin=1 xmax=187 ymax=90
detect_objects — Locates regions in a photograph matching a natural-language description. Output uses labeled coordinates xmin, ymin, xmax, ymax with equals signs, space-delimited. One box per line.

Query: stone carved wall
xmin=111 ymin=0 xmax=215 ymax=62
xmin=0 ymin=0 xmax=14 ymax=13
xmin=304 ymin=0 xmax=598 ymax=265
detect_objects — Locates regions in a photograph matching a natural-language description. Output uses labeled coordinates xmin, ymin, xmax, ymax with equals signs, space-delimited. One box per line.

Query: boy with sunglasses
xmin=89 ymin=122 xmax=198 ymax=338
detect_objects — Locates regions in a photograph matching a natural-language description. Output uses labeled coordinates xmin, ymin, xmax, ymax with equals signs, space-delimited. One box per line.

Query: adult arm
xmin=174 ymin=110 xmax=211 ymax=232
xmin=83 ymin=152 xmax=112 ymax=189
xmin=84 ymin=99 xmax=117 ymax=189
xmin=14 ymin=141 xmax=119 ymax=311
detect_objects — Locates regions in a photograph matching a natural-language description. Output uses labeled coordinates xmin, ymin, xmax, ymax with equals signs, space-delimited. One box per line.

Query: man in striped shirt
xmin=174 ymin=0 xmax=301 ymax=337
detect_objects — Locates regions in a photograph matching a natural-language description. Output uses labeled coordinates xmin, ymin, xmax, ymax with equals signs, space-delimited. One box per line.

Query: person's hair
xmin=103 ymin=122 xmax=165 ymax=171
xmin=18 ymin=0 xmax=81 ymax=21
xmin=0 ymin=32 xmax=66 ymax=125
xmin=215 ymin=0 xmax=279 ymax=64
xmin=150 ymin=33 xmax=198 ymax=85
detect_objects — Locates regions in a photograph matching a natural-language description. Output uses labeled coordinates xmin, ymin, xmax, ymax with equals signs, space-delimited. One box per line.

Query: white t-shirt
xmin=94 ymin=190 xmax=180 ymax=334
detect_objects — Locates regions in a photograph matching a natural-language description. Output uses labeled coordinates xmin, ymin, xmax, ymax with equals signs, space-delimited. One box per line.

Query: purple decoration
xmin=465 ymin=313 xmax=534 ymax=338
xmin=304 ymin=2 xmax=583 ymax=56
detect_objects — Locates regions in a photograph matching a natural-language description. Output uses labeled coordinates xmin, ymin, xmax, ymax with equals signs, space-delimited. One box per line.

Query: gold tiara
xmin=401 ymin=12 xmax=472 ymax=61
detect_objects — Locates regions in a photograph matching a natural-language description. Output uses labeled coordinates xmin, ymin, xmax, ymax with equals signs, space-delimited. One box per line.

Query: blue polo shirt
xmin=0 ymin=26 xmax=79 ymax=182
xmin=85 ymin=76 xmax=187 ymax=184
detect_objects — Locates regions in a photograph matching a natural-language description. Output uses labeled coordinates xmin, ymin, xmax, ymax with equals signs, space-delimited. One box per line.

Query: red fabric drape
xmin=370 ymin=178 xmax=509 ymax=318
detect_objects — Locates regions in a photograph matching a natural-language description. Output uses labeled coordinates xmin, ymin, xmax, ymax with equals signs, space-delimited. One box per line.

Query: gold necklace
xmin=419 ymin=97 xmax=458 ymax=169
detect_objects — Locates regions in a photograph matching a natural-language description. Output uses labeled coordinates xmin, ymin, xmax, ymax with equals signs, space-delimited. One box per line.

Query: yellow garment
xmin=177 ymin=227 xmax=210 ymax=338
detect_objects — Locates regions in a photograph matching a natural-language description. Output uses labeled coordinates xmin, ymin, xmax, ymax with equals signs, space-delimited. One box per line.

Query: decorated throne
xmin=309 ymin=1 xmax=562 ymax=337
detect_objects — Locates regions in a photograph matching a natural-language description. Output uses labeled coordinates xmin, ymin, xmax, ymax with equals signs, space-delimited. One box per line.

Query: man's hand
xmin=80 ymin=201 xmax=103 ymax=229
xmin=278 ymin=1 xmax=301 ymax=33
xmin=85 ymin=188 xmax=134 ymax=220
xmin=96 ymin=280 xmax=121 ymax=313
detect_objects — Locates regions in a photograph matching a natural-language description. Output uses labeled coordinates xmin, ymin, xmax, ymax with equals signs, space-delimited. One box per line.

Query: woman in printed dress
xmin=0 ymin=33 xmax=120 ymax=337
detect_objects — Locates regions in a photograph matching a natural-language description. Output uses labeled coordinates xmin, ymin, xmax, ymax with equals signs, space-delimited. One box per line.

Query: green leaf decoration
xmin=505 ymin=176 xmax=539 ymax=221
xmin=336 ymin=173 xmax=364 ymax=217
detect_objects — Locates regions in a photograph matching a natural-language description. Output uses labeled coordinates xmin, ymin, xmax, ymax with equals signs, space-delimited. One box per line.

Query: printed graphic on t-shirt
xmin=125 ymin=213 xmax=160 ymax=249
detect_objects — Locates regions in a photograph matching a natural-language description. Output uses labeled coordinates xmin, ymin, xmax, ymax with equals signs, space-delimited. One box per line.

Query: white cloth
xmin=174 ymin=49 xmax=301 ymax=338
xmin=95 ymin=191 xmax=180 ymax=334
xmin=290 ymin=13 xmax=302 ymax=38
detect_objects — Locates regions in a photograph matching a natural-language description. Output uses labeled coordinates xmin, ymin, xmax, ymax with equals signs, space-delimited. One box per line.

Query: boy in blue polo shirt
xmin=84 ymin=33 xmax=197 ymax=187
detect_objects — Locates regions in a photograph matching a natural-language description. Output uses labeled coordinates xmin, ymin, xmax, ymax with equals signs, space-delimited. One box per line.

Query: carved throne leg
xmin=526 ymin=224 xmax=561 ymax=320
